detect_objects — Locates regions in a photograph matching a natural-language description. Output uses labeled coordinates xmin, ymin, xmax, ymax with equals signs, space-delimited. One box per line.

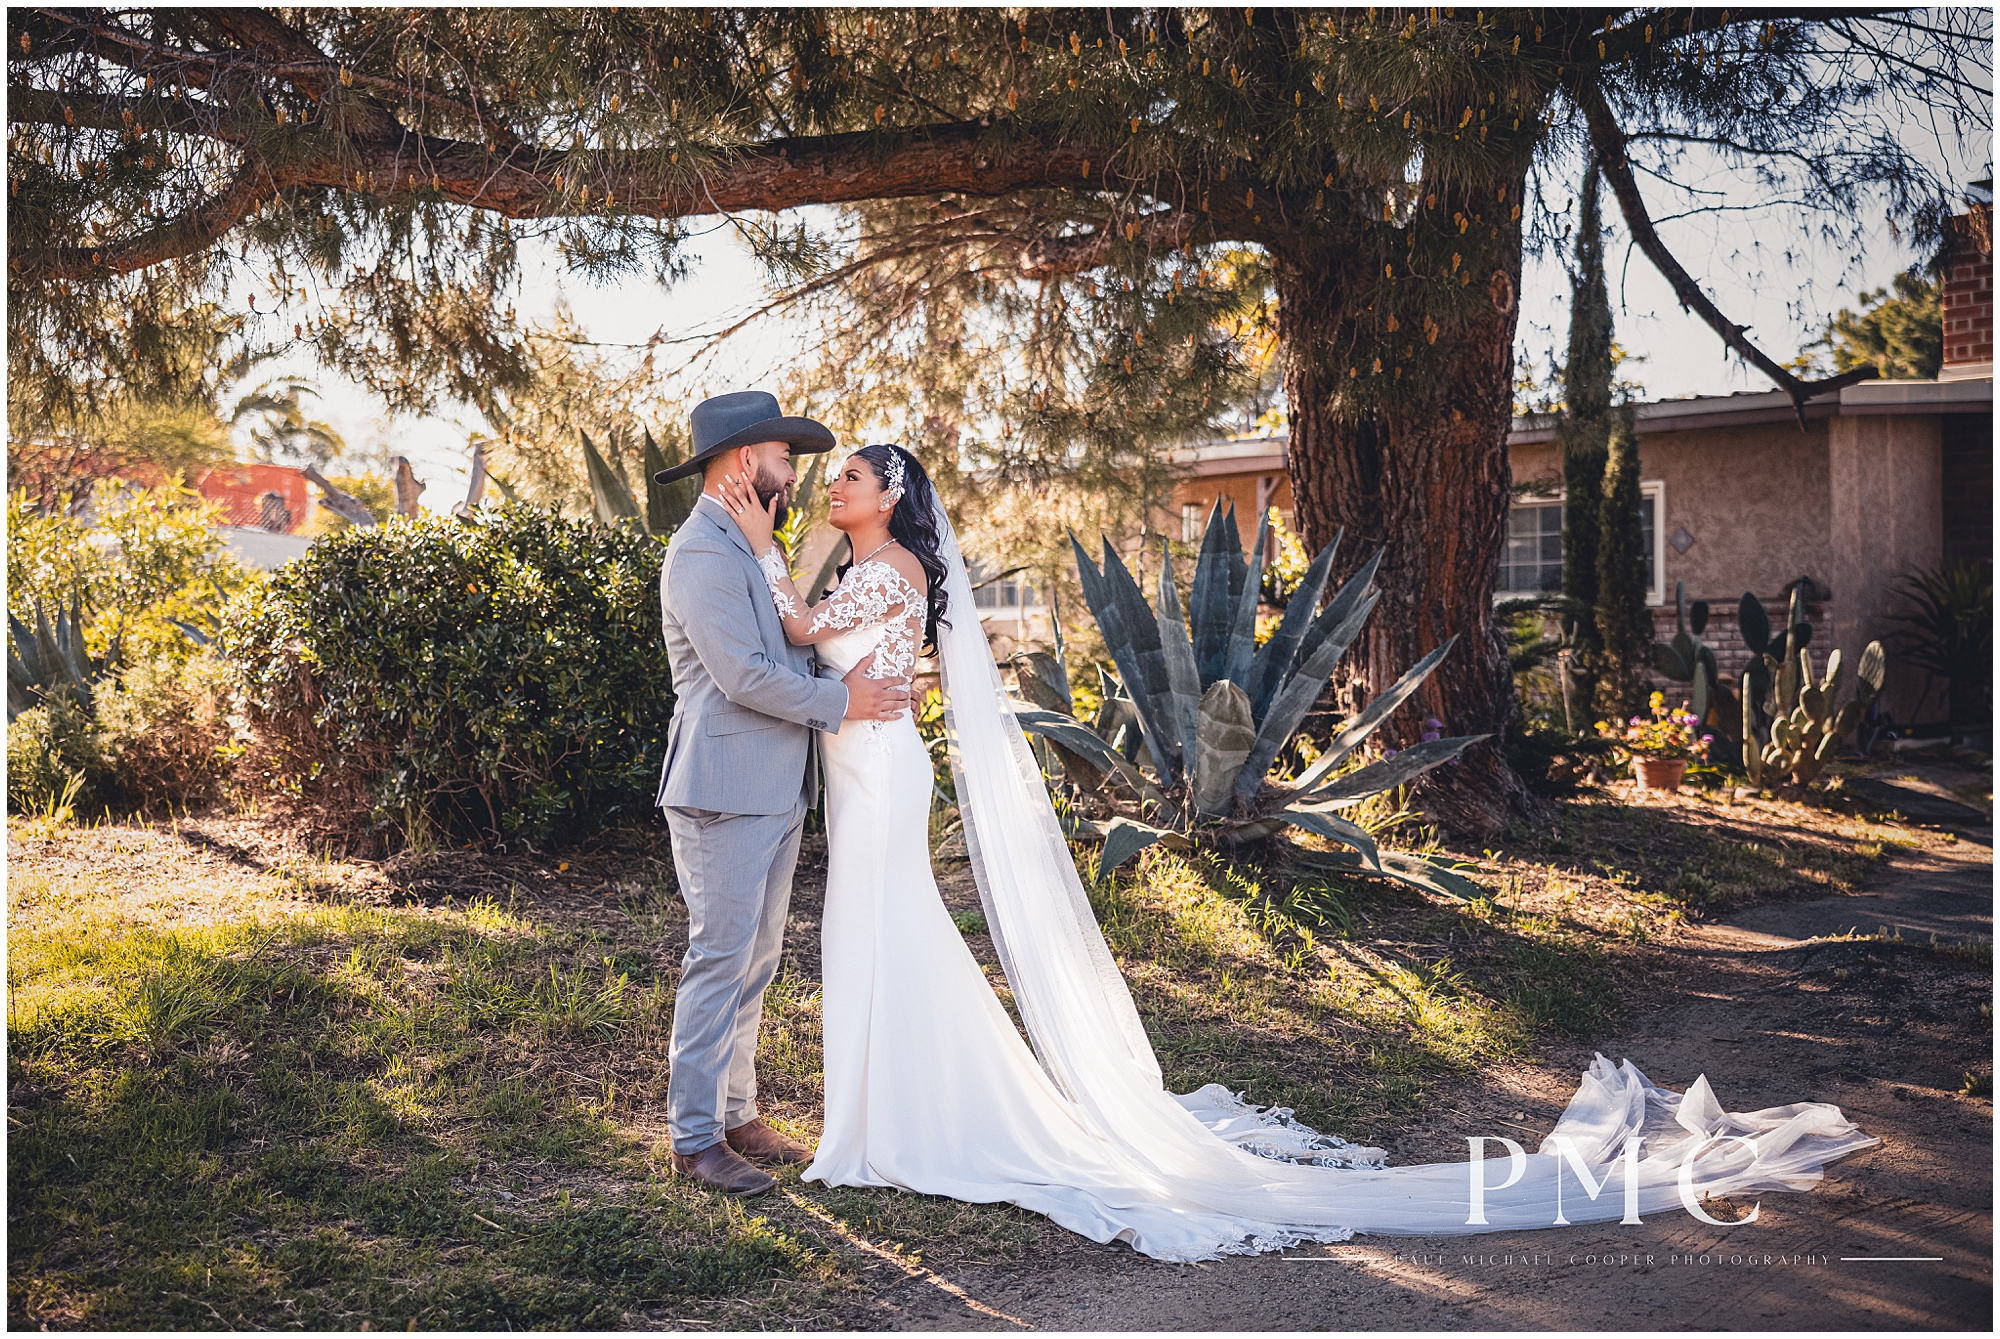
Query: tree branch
xmin=1575 ymin=8 xmax=1888 ymax=67
xmin=23 ymin=112 xmax=1270 ymax=280
xmin=1578 ymin=78 xmax=1877 ymax=426
xmin=29 ymin=165 xmax=278 ymax=280
xmin=37 ymin=6 xmax=519 ymax=148
xmin=1016 ymin=208 xmax=1199 ymax=280
xmin=7 ymin=83 xmax=248 ymax=145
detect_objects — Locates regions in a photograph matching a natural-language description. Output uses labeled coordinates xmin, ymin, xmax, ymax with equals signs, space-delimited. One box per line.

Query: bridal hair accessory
xmin=878 ymin=446 xmax=907 ymax=509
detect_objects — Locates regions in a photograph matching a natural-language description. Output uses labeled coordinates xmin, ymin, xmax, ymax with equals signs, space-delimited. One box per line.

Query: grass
xmin=8 ymin=778 xmax=1965 ymax=1328
xmin=7 ymin=819 xmax=868 ymax=1330
xmin=1082 ymin=840 xmax=1623 ymax=1144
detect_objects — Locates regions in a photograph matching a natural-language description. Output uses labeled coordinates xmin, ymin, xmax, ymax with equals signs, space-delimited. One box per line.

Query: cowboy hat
xmin=653 ymin=390 xmax=836 ymax=484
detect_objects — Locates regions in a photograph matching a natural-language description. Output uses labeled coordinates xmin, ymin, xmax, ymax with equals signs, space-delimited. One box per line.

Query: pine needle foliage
xmin=10 ymin=8 xmax=1982 ymax=432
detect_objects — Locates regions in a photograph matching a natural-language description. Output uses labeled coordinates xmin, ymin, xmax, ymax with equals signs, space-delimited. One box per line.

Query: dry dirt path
xmin=847 ymin=836 xmax=1994 ymax=1332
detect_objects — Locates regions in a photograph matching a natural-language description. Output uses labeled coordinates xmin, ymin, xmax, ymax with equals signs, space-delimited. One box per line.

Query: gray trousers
xmin=663 ymin=800 xmax=807 ymax=1153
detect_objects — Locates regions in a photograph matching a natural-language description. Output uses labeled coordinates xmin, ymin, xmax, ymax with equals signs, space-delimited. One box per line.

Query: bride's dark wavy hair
xmin=840 ymin=443 xmax=950 ymax=653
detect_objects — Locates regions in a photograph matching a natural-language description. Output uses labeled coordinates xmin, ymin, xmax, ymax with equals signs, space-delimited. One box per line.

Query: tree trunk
xmin=1275 ymin=208 xmax=1539 ymax=839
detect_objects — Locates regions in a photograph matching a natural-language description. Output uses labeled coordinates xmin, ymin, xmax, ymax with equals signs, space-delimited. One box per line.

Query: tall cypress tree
xmin=1558 ymin=165 xmax=1613 ymax=730
xmin=1594 ymin=409 xmax=1652 ymax=718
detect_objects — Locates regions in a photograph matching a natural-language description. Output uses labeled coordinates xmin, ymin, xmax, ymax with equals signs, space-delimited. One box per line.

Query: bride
xmin=711 ymin=445 xmax=1875 ymax=1263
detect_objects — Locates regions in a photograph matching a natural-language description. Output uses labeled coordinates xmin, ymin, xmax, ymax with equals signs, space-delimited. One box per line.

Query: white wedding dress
xmin=778 ymin=522 xmax=1876 ymax=1263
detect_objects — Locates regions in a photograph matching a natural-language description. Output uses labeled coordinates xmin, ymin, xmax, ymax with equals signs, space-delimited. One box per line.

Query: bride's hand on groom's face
xmin=842 ymin=662 xmax=911 ymax=722
xmin=717 ymin=472 xmax=780 ymax=553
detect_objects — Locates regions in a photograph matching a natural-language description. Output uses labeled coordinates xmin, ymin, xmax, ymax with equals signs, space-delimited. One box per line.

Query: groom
xmin=653 ymin=390 xmax=911 ymax=1196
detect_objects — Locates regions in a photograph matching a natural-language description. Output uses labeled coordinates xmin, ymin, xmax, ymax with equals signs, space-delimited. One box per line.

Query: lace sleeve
xmin=806 ymin=560 xmax=913 ymax=636
xmin=810 ymin=560 xmax=927 ymax=679
xmin=756 ymin=546 xmax=801 ymax=619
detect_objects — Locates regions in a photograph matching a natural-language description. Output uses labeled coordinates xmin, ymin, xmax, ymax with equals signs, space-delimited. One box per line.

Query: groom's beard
xmin=755 ymin=468 xmax=791 ymax=530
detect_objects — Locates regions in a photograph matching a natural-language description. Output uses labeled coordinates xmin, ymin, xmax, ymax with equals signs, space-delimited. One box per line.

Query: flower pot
xmin=1633 ymin=757 xmax=1688 ymax=792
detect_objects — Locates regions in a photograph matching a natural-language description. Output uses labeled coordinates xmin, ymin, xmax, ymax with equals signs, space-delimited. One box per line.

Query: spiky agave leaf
xmin=1245 ymin=531 xmax=1339 ymax=722
xmin=1012 ymin=650 xmax=1074 ymax=716
xmin=641 ymin=429 xmax=698 ymax=535
xmin=1155 ymin=540 xmax=1204 ymax=766
xmin=6 ymin=615 xmax=43 ymax=723
xmin=1231 ymin=589 xmax=1380 ymax=808
xmin=1188 ymin=501 xmax=1238 ymax=685
xmin=1070 ymin=532 xmax=1179 ymax=776
xmin=582 ymin=430 xmax=643 ymax=525
xmin=1223 ymin=508 xmax=1270 ymax=691
xmin=1192 ymin=680 xmax=1256 ymax=817
xmin=1095 ymin=815 xmax=1190 ymax=883
xmin=1269 ymin=805 xmax=1381 ymax=871
xmin=1291 ymin=638 xmax=1461 ymax=790
xmin=1011 ymin=706 xmax=1162 ymax=804
xmin=8 ymin=595 xmax=111 ymax=722
xmin=1293 ymin=547 xmax=1385 ymax=676
xmin=1293 ymin=847 xmax=1485 ymax=901
xmin=1295 ymin=734 xmax=1488 ymax=809
xmin=1013 ymin=652 xmax=1102 ymax=791
xmin=1092 ymin=665 xmax=1144 ymax=761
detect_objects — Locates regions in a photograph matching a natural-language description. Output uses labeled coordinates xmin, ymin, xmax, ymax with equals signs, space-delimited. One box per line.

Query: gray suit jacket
xmin=656 ymin=494 xmax=849 ymax=815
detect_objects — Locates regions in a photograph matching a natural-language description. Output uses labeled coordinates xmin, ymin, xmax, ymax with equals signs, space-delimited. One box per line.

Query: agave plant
xmin=7 ymin=592 xmax=117 ymax=723
xmin=1011 ymin=503 xmax=1486 ymax=897
xmin=1885 ymin=561 xmax=1991 ymax=729
xmin=581 ymin=427 xmax=700 ymax=536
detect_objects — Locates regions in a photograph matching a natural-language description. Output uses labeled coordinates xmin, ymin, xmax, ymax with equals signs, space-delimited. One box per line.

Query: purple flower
xmin=1701 ymin=734 xmax=1714 ymax=743
xmin=1382 ymin=748 xmax=1399 ymax=759
xmin=1630 ymin=716 xmax=1644 ymax=726
xmin=1423 ymin=717 xmax=1444 ymax=730
xmin=1421 ymin=730 xmax=1442 ymax=743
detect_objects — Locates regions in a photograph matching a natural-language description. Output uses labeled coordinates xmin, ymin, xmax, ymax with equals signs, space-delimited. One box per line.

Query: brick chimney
xmin=1940 ymin=179 xmax=1993 ymax=379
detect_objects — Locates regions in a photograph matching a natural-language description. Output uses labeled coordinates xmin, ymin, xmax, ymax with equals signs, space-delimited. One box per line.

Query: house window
xmin=1181 ymin=502 xmax=1203 ymax=543
xmin=1497 ymin=500 xmax=1565 ymax=594
xmin=1496 ymin=482 xmax=1666 ymax=605
xmin=968 ymin=566 xmax=1044 ymax=614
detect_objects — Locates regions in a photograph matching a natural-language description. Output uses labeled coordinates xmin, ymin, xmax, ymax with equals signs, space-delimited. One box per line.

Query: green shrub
xmin=7 ymin=480 xmax=247 ymax=669
xmin=224 ymin=506 xmax=671 ymax=845
xmin=96 ymin=652 xmax=238 ymax=813
xmin=7 ymin=687 xmax=104 ymax=814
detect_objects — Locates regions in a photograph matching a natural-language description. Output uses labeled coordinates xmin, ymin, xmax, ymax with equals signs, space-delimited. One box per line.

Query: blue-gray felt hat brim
xmin=654 ymin=390 xmax=837 ymax=484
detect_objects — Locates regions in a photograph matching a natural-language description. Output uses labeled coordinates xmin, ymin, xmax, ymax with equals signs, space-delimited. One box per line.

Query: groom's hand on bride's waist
xmin=841 ymin=661 xmax=911 ymax=722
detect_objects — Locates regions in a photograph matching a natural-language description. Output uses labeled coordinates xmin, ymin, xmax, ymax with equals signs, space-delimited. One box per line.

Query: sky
xmin=266 ymin=116 xmax=1991 ymax=514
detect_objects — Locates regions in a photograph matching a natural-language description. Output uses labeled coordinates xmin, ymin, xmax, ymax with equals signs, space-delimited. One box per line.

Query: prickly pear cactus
xmin=1746 ymin=641 xmax=1886 ymax=787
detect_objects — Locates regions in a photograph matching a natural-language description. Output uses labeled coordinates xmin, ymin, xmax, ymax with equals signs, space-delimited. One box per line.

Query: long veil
xmin=928 ymin=498 xmax=1876 ymax=1258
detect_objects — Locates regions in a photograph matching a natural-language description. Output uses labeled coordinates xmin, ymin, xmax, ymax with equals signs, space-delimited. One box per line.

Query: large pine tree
xmin=8 ymin=8 xmax=1985 ymax=829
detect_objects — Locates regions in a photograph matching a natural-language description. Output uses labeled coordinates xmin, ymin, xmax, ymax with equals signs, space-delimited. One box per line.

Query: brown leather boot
xmin=671 ymin=1141 xmax=775 ymax=1195
xmin=726 ymin=1117 xmax=814 ymax=1166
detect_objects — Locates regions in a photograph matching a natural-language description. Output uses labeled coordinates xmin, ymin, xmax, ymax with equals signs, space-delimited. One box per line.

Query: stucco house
xmin=196 ymin=461 xmax=318 ymax=569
